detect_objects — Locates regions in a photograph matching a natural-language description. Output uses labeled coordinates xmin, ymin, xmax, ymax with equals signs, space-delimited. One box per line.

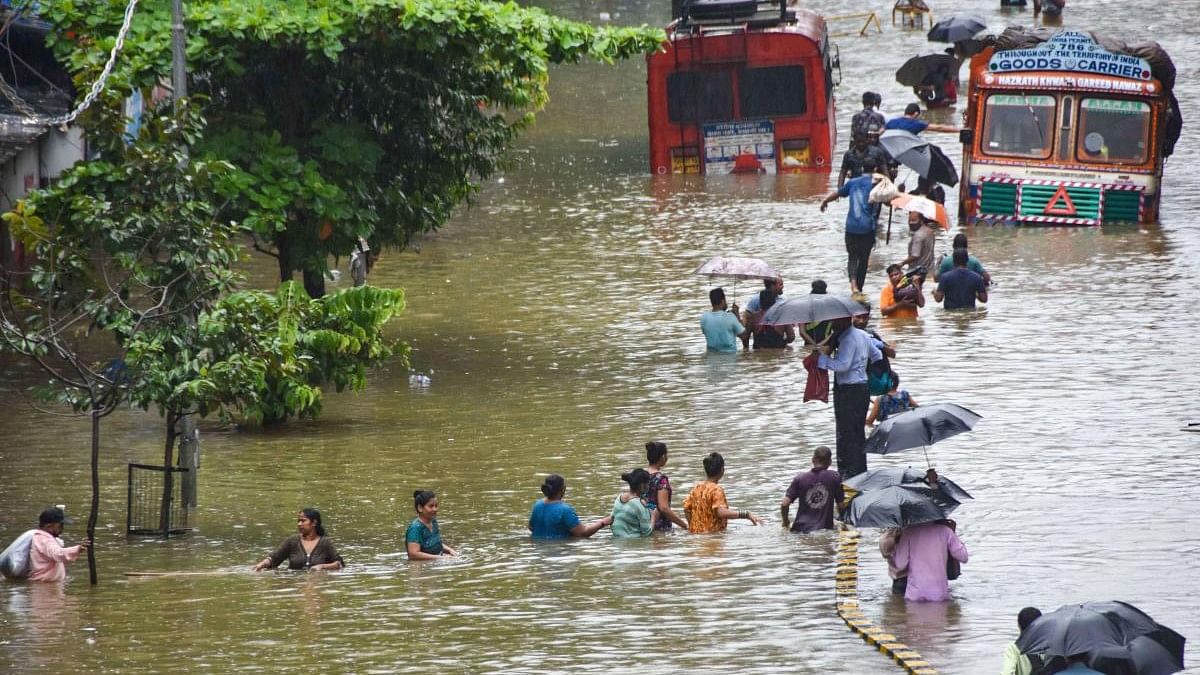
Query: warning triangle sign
xmin=1043 ymin=185 xmax=1077 ymax=216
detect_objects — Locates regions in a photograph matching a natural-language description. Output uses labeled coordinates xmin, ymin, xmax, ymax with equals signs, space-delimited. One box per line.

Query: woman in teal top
xmin=611 ymin=469 xmax=657 ymax=538
xmin=406 ymin=490 xmax=458 ymax=560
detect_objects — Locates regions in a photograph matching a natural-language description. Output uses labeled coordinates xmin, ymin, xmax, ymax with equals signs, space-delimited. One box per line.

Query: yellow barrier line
xmin=835 ymin=529 xmax=939 ymax=674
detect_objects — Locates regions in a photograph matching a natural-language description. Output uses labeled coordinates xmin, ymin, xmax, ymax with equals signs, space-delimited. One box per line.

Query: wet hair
xmin=886 ymin=263 xmax=903 ymax=274
xmin=1018 ymin=607 xmax=1042 ymax=632
xmin=953 ymin=248 xmax=969 ymax=267
xmin=812 ymin=446 xmax=832 ymax=467
xmin=702 ymin=452 xmax=725 ymax=478
xmin=413 ymin=490 xmax=437 ymax=511
xmin=300 ymin=507 xmax=326 ymax=536
xmin=759 ymin=289 xmax=778 ymax=312
xmin=622 ymin=468 xmax=651 ymax=493
xmin=873 ymin=92 xmax=883 ymax=107
xmin=709 ymin=287 xmax=726 ymax=306
xmin=953 ymin=233 xmax=969 ymax=249
xmin=905 ymin=103 xmax=922 ymax=116
xmin=811 ymin=279 xmax=827 ymax=294
xmin=541 ymin=474 xmax=566 ymax=499
xmin=861 ymin=158 xmax=877 ymax=174
xmin=646 ymin=441 xmax=668 ymax=465
xmin=763 ymin=277 xmax=778 ymax=289
xmin=862 ymin=91 xmax=874 ymax=106
xmin=889 ymin=371 xmax=900 ymax=387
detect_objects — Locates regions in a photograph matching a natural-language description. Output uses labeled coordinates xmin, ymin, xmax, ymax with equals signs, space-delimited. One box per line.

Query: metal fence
xmin=127 ymin=463 xmax=192 ymax=535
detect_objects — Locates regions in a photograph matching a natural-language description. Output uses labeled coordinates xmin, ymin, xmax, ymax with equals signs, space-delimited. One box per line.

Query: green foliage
xmin=127 ymin=281 xmax=408 ymax=425
xmin=40 ymin=0 xmax=664 ymax=289
xmin=0 ymin=106 xmax=241 ymax=412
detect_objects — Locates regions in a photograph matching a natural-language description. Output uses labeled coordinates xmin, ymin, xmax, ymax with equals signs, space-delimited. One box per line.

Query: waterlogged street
xmin=2 ymin=0 xmax=1199 ymax=672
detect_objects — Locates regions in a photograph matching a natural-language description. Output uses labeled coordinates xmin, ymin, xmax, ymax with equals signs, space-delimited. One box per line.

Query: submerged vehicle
xmin=646 ymin=0 xmax=839 ymax=175
xmin=959 ymin=30 xmax=1180 ymax=225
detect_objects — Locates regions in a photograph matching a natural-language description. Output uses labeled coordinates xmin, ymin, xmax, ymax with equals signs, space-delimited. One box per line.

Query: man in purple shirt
xmin=780 ymin=446 xmax=845 ymax=533
xmin=892 ymin=520 xmax=968 ymax=601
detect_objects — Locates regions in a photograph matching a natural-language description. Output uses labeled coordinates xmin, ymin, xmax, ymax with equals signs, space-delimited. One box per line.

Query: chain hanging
xmin=0 ymin=0 xmax=140 ymax=127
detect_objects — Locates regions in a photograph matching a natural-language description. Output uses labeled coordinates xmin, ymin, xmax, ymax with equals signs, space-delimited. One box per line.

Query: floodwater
xmin=2 ymin=0 xmax=1199 ymax=672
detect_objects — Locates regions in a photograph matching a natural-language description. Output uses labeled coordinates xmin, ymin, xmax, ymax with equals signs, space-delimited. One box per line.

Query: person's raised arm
xmin=926 ymin=122 xmax=960 ymax=133
xmin=715 ymin=506 xmax=763 ymax=525
xmin=569 ymin=515 xmax=613 ymax=538
xmin=865 ymin=396 xmax=882 ymax=426
xmin=657 ymin=487 xmax=688 ymax=530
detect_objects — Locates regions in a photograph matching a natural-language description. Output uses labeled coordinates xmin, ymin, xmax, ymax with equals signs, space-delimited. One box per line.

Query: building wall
xmin=0 ymin=126 xmax=86 ymax=271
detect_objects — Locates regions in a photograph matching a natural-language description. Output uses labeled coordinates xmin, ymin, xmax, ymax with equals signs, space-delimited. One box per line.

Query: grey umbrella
xmin=1017 ymin=601 xmax=1186 ymax=675
xmin=843 ymin=466 xmax=973 ymax=503
xmin=758 ymin=294 xmax=867 ymax=326
xmin=927 ymin=15 xmax=986 ymax=43
xmin=841 ymin=484 xmax=960 ymax=529
xmin=878 ymin=130 xmax=959 ymax=187
xmin=864 ymin=403 xmax=982 ymax=466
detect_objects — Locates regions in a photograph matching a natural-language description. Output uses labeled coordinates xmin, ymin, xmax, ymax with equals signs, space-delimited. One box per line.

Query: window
xmin=1076 ymin=98 xmax=1150 ymax=164
xmin=739 ymin=66 xmax=808 ymax=118
xmin=981 ymin=94 xmax=1056 ymax=159
xmin=667 ymin=71 xmax=734 ymax=123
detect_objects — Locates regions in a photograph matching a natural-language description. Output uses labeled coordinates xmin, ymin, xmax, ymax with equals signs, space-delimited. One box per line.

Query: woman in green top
xmin=405 ymin=490 xmax=458 ymax=560
xmin=611 ymin=469 xmax=657 ymax=538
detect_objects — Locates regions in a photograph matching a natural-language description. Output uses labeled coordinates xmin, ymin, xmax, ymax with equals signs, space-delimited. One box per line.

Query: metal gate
xmin=127 ymin=463 xmax=192 ymax=535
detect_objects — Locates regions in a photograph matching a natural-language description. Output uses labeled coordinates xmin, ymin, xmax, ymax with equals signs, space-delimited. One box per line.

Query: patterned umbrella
xmin=693 ymin=256 xmax=780 ymax=280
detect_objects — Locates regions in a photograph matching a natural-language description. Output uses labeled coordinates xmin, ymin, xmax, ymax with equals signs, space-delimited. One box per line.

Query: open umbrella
xmin=890 ymin=193 xmax=949 ymax=228
xmin=694 ymin=256 xmax=780 ymax=280
xmin=878 ymin=130 xmax=959 ymax=187
xmin=1017 ymin=601 xmax=1186 ymax=675
xmin=759 ymin=294 xmax=867 ymax=326
xmin=844 ymin=466 xmax=973 ymax=503
xmin=865 ymin=403 xmax=982 ymax=466
xmin=895 ymin=53 xmax=959 ymax=87
xmin=927 ymin=15 xmax=986 ymax=43
xmin=841 ymin=484 xmax=960 ymax=529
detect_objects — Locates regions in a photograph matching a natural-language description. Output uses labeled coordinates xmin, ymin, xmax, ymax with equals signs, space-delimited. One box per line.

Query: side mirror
xmin=959 ymin=129 xmax=975 ymax=146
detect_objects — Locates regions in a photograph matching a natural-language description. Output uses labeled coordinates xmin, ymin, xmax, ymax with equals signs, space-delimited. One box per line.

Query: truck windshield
xmin=1077 ymin=98 xmax=1151 ymax=164
xmin=981 ymin=94 xmax=1056 ymax=159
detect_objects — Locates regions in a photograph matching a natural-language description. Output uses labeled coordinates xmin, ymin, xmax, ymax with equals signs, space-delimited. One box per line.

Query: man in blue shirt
xmin=701 ymin=287 xmax=747 ymax=352
xmin=817 ymin=319 xmax=883 ymax=478
xmin=934 ymin=249 xmax=988 ymax=310
xmin=885 ymin=103 xmax=960 ymax=134
xmin=820 ymin=158 xmax=880 ymax=295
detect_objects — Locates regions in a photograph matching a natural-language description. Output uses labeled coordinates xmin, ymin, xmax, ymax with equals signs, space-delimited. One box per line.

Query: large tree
xmin=44 ymin=0 xmax=663 ymax=296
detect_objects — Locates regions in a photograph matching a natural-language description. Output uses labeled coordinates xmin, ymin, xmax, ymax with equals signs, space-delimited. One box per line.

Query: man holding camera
xmin=880 ymin=263 xmax=926 ymax=319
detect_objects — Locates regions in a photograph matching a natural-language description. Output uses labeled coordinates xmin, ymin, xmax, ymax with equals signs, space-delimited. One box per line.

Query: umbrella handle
xmin=886 ymin=206 xmax=893 ymax=245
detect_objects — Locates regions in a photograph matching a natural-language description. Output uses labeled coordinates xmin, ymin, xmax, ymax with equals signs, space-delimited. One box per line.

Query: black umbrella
xmin=927 ymin=15 xmax=987 ymax=43
xmin=1017 ymin=601 xmax=1186 ymax=675
xmin=895 ymin=53 xmax=959 ymax=87
xmin=843 ymin=466 xmax=973 ymax=503
xmin=877 ymin=130 xmax=960 ymax=187
xmin=865 ymin=403 xmax=982 ymax=460
xmin=1090 ymin=629 xmax=1187 ymax=675
xmin=841 ymin=484 xmax=959 ymax=529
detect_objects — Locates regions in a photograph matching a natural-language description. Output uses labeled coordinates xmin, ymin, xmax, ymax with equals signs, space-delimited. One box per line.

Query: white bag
xmin=0 ymin=529 xmax=37 ymax=579
xmin=869 ymin=173 xmax=900 ymax=205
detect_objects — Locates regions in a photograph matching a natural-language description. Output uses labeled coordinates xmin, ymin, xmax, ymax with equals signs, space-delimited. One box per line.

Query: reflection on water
xmin=2 ymin=0 xmax=1200 ymax=672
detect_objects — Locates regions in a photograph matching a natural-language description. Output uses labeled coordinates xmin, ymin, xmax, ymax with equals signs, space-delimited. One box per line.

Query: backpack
xmin=851 ymin=109 xmax=884 ymax=140
xmin=0 ymin=530 xmax=38 ymax=579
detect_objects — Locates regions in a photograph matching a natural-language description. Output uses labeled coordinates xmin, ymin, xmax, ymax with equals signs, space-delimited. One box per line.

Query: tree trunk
xmin=276 ymin=231 xmax=293 ymax=283
xmin=177 ymin=414 xmax=199 ymax=509
xmin=159 ymin=412 xmax=178 ymax=538
xmin=88 ymin=406 xmax=100 ymax=585
xmin=302 ymin=268 xmax=326 ymax=298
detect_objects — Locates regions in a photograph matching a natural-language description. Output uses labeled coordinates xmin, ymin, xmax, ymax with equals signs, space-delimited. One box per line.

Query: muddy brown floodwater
xmin=2 ymin=0 xmax=1198 ymax=672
